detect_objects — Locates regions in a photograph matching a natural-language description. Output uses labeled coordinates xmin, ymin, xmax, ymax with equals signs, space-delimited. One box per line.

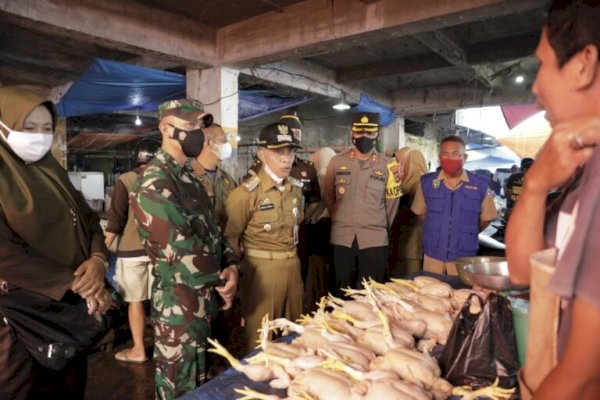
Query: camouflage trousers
xmin=152 ymin=283 xmax=219 ymax=400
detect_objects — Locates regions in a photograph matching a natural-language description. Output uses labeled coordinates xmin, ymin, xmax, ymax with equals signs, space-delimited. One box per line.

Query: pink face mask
xmin=440 ymin=158 xmax=464 ymax=176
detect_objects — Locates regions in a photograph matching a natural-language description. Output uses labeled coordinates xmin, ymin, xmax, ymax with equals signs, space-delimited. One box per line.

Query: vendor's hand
xmin=526 ymin=116 xmax=599 ymax=192
xmin=71 ymin=256 xmax=106 ymax=298
xmin=216 ymin=265 xmax=239 ymax=311
xmin=85 ymin=287 xmax=113 ymax=316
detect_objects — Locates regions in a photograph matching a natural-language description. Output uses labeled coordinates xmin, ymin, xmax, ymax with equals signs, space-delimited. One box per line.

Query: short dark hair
xmin=546 ymin=0 xmax=600 ymax=67
xmin=440 ymin=135 xmax=466 ymax=148
xmin=521 ymin=157 xmax=534 ymax=169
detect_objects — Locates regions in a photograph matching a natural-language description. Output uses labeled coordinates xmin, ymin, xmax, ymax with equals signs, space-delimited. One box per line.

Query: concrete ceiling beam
xmin=392 ymin=84 xmax=534 ymax=116
xmin=0 ymin=0 xmax=217 ymax=67
xmin=218 ymin=0 xmax=548 ymax=66
xmin=337 ymin=32 xmax=540 ymax=83
xmin=239 ymin=60 xmax=392 ymax=106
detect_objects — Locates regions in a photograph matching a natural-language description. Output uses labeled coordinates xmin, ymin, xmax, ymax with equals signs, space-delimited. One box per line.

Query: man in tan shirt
xmin=191 ymin=123 xmax=237 ymax=230
xmin=224 ymin=122 xmax=304 ymax=354
xmin=411 ymin=136 xmax=497 ymax=275
xmin=323 ymin=112 xmax=401 ymax=296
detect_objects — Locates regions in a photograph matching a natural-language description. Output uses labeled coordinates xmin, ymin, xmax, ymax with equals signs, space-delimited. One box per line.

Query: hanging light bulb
xmin=333 ymin=101 xmax=351 ymax=110
xmin=332 ymin=91 xmax=351 ymax=110
xmin=134 ymin=109 xmax=142 ymax=126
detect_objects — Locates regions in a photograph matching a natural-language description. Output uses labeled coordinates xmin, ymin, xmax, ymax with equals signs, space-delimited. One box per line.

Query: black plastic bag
xmin=439 ymin=293 xmax=519 ymax=388
xmin=0 ymin=285 xmax=113 ymax=370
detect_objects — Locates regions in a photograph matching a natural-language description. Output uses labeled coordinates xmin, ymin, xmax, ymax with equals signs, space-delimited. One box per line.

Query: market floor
xmin=85 ymin=336 xmax=156 ymax=400
xmin=84 ymin=304 xmax=245 ymax=400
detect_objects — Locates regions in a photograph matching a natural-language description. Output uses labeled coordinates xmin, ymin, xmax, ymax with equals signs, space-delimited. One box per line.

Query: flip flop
xmin=114 ymin=349 xmax=148 ymax=364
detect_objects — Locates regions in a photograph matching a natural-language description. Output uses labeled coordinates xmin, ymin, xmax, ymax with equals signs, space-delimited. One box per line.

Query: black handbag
xmin=0 ymin=282 xmax=113 ymax=370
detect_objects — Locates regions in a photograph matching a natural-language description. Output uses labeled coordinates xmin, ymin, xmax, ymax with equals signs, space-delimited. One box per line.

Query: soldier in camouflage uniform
xmin=225 ymin=122 xmax=304 ymax=355
xmin=130 ymin=99 xmax=240 ymax=400
xmin=191 ymin=123 xmax=237 ymax=231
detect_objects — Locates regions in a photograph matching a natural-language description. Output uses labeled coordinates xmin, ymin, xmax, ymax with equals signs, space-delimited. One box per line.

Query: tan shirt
xmin=191 ymin=160 xmax=237 ymax=230
xmin=411 ymin=169 xmax=498 ymax=222
xmin=323 ymin=148 xmax=401 ymax=249
xmin=224 ymin=167 xmax=304 ymax=253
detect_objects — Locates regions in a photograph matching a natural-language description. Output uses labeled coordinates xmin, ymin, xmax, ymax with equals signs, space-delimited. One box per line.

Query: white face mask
xmin=212 ymin=141 xmax=232 ymax=161
xmin=0 ymin=119 xmax=53 ymax=163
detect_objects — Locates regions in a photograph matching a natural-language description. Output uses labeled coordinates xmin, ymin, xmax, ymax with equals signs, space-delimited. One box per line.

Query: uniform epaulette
xmin=298 ymin=158 xmax=314 ymax=167
xmin=242 ymin=175 xmax=261 ymax=191
xmin=288 ymin=177 xmax=304 ymax=188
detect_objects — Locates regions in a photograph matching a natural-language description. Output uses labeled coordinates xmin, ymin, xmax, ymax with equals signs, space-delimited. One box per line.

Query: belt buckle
xmin=287 ymin=251 xmax=294 ymax=258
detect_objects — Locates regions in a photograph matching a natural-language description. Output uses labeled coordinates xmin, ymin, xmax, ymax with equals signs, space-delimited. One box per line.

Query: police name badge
xmin=432 ymin=179 xmax=441 ymax=189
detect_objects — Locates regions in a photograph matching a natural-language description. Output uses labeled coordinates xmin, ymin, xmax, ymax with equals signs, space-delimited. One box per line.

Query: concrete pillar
xmin=187 ymin=67 xmax=241 ymax=180
xmin=379 ymin=116 xmax=404 ymax=157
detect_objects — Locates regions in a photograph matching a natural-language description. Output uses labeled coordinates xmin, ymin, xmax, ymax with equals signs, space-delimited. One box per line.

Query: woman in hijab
xmin=0 ymin=87 xmax=111 ymax=399
xmin=388 ymin=146 xmax=429 ymax=278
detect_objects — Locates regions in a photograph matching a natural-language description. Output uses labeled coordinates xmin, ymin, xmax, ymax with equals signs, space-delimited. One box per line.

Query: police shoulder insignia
xmin=242 ymin=175 xmax=261 ymax=191
xmin=289 ymin=177 xmax=304 ymax=188
xmin=432 ymin=179 xmax=440 ymax=189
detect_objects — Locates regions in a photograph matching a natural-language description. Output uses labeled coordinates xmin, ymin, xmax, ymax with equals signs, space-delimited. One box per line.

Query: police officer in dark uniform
xmin=247 ymin=113 xmax=321 ymax=285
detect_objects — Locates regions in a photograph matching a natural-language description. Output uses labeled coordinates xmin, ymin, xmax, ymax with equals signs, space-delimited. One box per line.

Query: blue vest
xmin=421 ymin=171 xmax=489 ymax=261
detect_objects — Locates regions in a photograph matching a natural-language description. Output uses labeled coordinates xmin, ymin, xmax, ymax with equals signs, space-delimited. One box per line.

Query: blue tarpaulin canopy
xmin=57 ymin=59 xmax=313 ymax=120
xmin=353 ymin=94 xmax=397 ymax=127
xmin=56 ymin=59 xmax=186 ymax=117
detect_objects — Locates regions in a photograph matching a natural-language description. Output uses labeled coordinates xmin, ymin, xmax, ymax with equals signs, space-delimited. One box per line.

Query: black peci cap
xmin=257 ymin=122 xmax=302 ymax=149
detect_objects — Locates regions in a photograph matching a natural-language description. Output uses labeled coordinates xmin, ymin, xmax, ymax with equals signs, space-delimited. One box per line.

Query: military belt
xmin=245 ymin=248 xmax=297 ymax=260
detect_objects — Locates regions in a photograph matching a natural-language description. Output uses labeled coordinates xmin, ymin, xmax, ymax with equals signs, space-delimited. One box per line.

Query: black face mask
xmin=353 ymin=136 xmax=376 ymax=154
xmin=169 ymin=124 xmax=205 ymax=157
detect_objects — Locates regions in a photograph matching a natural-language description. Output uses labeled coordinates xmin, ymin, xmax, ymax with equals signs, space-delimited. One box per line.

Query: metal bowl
xmin=464 ymin=261 xmax=529 ymax=291
xmin=455 ymin=256 xmax=506 ymax=286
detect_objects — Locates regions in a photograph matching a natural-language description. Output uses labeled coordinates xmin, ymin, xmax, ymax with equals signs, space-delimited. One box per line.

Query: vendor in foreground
xmin=412 ymin=136 xmax=497 ymax=275
xmin=506 ymin=1 xmax=600 ymax=399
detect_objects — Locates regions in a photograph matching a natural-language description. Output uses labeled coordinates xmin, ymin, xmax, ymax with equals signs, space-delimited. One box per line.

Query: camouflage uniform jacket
xmin=190 ymin=159 xmax=237 ymax=230
xmin=130 ymin=149 xmax=238 ymax=295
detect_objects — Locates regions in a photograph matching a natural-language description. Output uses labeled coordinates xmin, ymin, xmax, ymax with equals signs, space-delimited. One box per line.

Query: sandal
xmin=114 ymin=349 xmax=148 ymax=364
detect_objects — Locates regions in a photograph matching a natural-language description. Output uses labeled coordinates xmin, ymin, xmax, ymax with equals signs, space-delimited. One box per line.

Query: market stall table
xmin=180 ymin=272 xmax=486 ymax=400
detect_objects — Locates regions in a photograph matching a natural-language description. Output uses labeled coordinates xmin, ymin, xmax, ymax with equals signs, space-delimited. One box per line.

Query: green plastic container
xmin=510 ymin=297 xmax=530 ymax=367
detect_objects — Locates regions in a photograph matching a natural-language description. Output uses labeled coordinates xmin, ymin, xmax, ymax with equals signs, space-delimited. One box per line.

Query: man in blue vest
xmin=411 ymin=136 xmax=497 ymax=275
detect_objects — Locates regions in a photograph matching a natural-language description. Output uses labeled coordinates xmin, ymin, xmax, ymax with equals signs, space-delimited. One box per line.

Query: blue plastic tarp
xmin=56 ymin=59 xmax=186 ymax=117
xmin=57 ymin=59 xmax=314 ymax=120
xmin=353 ymin=94 xmax=397 ymax=127
xmin=239 ymin=90 xmax=313 ymax=122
